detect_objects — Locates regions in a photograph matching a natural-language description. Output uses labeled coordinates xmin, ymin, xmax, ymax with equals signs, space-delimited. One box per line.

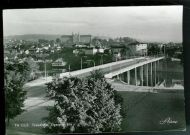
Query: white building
xmin=136 ymin=44 xmax=147 ymax=51
xmin=97 ymin=48 xmax=105 ymax=53
xmin=128 ymin=43 xmax=148 ymax=56
xmin=52 ymin=58 xmax=67 ymax=67
xmin=83 ymin=48 xmax=98 ymax=55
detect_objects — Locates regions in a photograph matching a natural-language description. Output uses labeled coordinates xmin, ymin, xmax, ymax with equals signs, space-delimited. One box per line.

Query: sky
xmin=3 ymin=6 xmax=183 ymax=42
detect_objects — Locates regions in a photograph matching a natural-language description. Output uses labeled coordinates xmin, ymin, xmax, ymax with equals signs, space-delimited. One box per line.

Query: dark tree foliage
xmin=43 ymin=72 xmax=122 ymax=133
xmin=4 ymin=59 xmax=30 ymax=124
xmin=147 ymin=44 xmax=160 ymax=56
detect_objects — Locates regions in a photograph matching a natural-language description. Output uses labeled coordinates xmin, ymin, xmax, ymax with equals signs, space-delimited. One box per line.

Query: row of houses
xmin=72 ymin=42 xmax=148 ymax=56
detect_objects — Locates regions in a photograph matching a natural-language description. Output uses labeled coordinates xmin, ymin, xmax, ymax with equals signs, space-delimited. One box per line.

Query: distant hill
xmin=93 ymin=36 xmax=111 ymax=40
xmin=4 ymin=34 xmax=155 ymax=44
xmin=4 ymin=34 xmax=62 ymax=41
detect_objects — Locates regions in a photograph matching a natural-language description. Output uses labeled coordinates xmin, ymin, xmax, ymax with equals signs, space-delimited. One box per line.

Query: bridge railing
xmin=60 ymin=57 xmax=147 ymax=78
xmin=104 ymin=56 xmax=165 ymax=79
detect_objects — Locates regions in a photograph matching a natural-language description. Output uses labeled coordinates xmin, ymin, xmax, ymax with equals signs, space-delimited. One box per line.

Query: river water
xmin=117 ymin=59 xmax=184 ymax=89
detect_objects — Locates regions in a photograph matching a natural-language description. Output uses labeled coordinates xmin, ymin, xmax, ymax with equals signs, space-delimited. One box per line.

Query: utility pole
xmin=44 ymin=59 xmax=47 ymax=81
xmin=68 ymin=64 xmax=71 ymax=76
xmin=81 ymin=56 xmax=87 ymax=69
xmin=101 ymin=55 xmax=103 ymax=65
xmin=81 ymin=57 xmax=82 ymax=69
xmin=86 ymin=60 xmax=95 ymax=68
xmin=164 ymin=44 xmax=166 ymax=56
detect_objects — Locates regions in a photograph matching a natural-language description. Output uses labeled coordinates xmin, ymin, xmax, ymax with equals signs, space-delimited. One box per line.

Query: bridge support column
xmin=121 ymin=73 xmax=124 ymax=81
xmin=135 ymin=67 xmax=137 ymax=86
xmin=117 ymin=74 xmax=120 ymax=80
xmin=155 ymin=62 xmax=157 ymax=86
xmin=127 ymin=70 xmax=130 ymax=84
xmin=158 ymin=60 xmax=159 ymax=70
xmin=140 ymin=65 xmax=144 ymax=86
xmin=151 ymin=62 xmax=153 ymax=86
xmin=146 ymin=63 xmax=149 ymax=86
xmin=157 ymin=60 xmax=159 ymax=83
xmin=123 ymin=72 xmax=127 ymax=82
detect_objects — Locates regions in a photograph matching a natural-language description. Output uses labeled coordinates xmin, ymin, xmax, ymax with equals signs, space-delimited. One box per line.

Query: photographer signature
xmin=159 ymin=117 xmax=178 ymax=125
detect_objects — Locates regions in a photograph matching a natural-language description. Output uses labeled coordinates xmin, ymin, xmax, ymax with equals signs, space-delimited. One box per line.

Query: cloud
xmin=3 ymin=6 xmax=182 ymax=42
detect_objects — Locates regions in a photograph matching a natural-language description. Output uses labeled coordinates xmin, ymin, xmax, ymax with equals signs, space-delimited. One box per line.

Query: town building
xmin=73 ymin=46 xmax=105 ymax=55
xmin=52 ymin=58 xmax=67 ymax=67
xmin=110 ymin=45 xmax=126 ymax=60
xmin=83 ymin=47 xmax=98 ymax=55
xmin=97 ymin=48 xmax=104 ymax=53
xmin=128 ymin=42 xmax=148 ymax=56
xmin=61 ymin=33 xmax=92 ymax=47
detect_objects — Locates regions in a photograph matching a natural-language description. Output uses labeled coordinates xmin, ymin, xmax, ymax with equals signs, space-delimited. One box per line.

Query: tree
xmin=44 ymin=74 xmax=122 ymax=133
xmin=56 ymin=38 xmax=61 ymax=44
xmin=25 ymin=57 xmax=40 ymax=80
xmin=4 ymin=59 xmax=30 ymax=125
xmin=147 ymin=44 xmax=160 ymax=56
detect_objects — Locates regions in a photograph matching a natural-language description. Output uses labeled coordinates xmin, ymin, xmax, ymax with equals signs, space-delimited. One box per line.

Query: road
xmin=24 ymin=56 xmax=160 ymax=87
xmin=104 ymin=56 xmax=164 ymax=78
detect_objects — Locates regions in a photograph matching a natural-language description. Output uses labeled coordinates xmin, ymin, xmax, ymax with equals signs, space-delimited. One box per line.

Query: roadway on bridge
xmin=24 ymin=56 xmax=150 ymax=87
xmin=104 ymin=56 xmax=164 ymax=79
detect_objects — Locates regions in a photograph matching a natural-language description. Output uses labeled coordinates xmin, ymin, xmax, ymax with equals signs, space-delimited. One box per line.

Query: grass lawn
xmin=24 ymin=85 xmax=47 ymax=98
xmin=119 ymin=91 xmax=186 ymax=132
xmin=6 ymin=85 xmax=186 ymax=134
xmin=7 ymin=106 xmax=49 ymax=135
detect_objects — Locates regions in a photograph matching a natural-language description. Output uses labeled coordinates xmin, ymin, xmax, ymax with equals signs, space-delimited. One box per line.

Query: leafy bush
xmin=44 ymin=75 xmax=122 ymax=133
xmin=4 ymin=59 xmax=30 ymax=124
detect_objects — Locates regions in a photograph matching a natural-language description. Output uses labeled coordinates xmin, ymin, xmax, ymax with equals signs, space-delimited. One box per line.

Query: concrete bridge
xmin=104 ymin=56 xmax=164 ymax=86
xmin=25 ymin=56 xmax=165 ymax=88
xmin=59 ymin=56 xmax=164 ymax=79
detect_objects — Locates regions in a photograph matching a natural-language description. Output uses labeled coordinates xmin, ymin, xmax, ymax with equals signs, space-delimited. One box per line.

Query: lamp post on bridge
xmin=135 ymin=67 xmax=137 ymax=86
xmin=42 ymin=52 xmax=48 ymax=81
xmin=100 ymin=55 xmax=103 ymax=65
xmin=68 ymin=64 xmax=71 ymax=76
xmin=44 ymin=59 xmax=47 ymax=81
xmin=81 ymin=56 xmax=87 ymax=69
xmin=100 ymin=54 xmax=107 ymax=65
xmin=86 ymin=60 xmax=95 ymax=68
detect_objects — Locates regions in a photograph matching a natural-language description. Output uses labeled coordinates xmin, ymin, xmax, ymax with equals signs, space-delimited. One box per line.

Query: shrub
xmin=44 ymin=76 xmax=122 ymax=133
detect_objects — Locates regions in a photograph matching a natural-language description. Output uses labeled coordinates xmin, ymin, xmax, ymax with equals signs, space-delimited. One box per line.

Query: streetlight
xmin=68 ymin=64 xmax=71 ymax=72
xmin=164 ymin=44 xmax=166 ymax=56
xmin=81 ymin=56 xmax=87 ymax=69
xmin=42 ymin=52 xmax=48 ymax=81
xmin=100 ymin=55 xmax=103 ymax=65
xmin=86 ymin=60 xmax=95 ymax=68
xmin=68 ymin=64 xmax=71 ymax=76
xmin=100 ymin=54 xmax=108 ymax=65
xmin=44 ymin=59 xmax=47 ymax=81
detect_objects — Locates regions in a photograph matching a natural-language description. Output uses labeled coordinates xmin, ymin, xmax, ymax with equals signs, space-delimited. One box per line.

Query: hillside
xmin=4 ymin=34 xmax=62 ymax=41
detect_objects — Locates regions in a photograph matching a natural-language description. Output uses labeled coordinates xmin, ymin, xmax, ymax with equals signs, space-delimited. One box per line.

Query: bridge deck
xmin=59 ymin=56 xmax=147 ymax=78
xmin=24 ymin=56 xmax=164 ymax=87
xmin=104 ymin=56 xmax=164 ymax=79
xmin=59 ymin=56 xmax=164 ymax=78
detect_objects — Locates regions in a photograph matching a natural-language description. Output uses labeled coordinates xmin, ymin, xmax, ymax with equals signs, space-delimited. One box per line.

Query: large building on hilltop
xmin=61 ymin=33 xmax=92 ymax=45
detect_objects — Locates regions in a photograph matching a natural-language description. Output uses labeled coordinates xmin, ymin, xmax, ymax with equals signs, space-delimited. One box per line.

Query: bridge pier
xmin=151 ymin=62 xmax=153 ymax=86
xmin=140 ymin=65 xmax=144 ymax=86
xmin=128 ymin=70 xmax=130 ymax=84
xmin=117 ymin=74 xmax=120 ymax=80
xmin=135 ymin=67 xmax=137 ymax=86
xmin=103 ymin=56 xmax=164 ymax=87
xmin=121 ymin=73 xmax=125 ymax=81
xmin=123 ymin=72 xmax=127 ymax=83
xmin=157 ymin=60 xmax=160 ymax=84
xmin=146 ymin=63 xmax=149 ymax=86
xmin=155 ymin=62 xmax=157 ymax=86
